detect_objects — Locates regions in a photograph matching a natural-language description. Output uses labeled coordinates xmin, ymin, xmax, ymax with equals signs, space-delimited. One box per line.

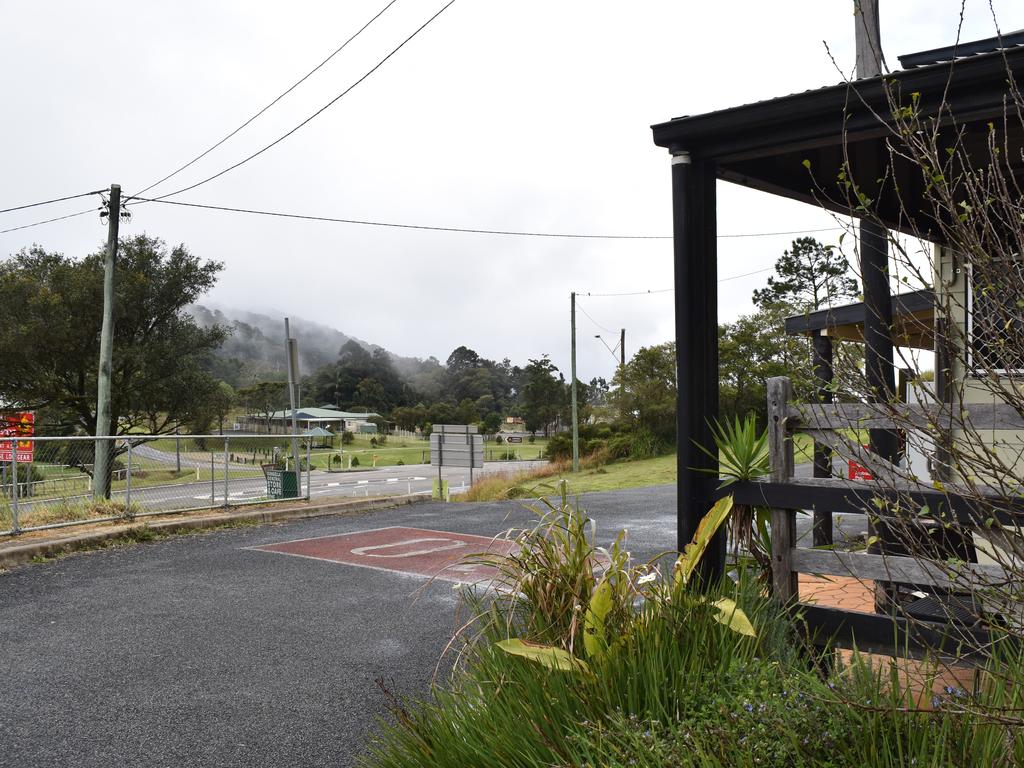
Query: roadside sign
xmin=506 ymin=436 xmax=523 ymax=444
xmin=847 ymin=446 xmax=873 ymax=480
xmin=0 ymin=412 xmax=34 ymax=462
xmin=430 ymin=425 xmax=484 ymax=469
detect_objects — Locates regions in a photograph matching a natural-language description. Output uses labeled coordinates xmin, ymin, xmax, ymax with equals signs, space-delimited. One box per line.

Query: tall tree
xmin=0 ymin=235 xmax=227 ymax=437
xmin=237 ymin=381 xmax=287 ymax=431
xmin=718 ymin=305 xmax=812 ymax=426
xmin=612 ymin=343 xmax=677 ymax=445
xmin=521 ymin=356 xmax=563 ymax=436
xmin=752 ymin=237 xmax=859 ymax=311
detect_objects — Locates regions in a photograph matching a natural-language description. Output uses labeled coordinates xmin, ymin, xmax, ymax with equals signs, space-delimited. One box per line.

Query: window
xmin=969 ymin=256 xmax=1024 ymax=373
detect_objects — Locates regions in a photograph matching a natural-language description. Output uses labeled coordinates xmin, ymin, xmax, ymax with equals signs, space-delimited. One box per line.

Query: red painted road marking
xmin=253 ymin=526 xmax=514 ymax=584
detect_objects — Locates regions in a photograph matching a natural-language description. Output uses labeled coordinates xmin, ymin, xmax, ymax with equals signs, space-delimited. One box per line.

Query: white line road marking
xmin=386 ymin=478 xmax=398 ymax=483
xmin=357 ymin=480 xmax=369 ymax=485
xmin=350 ymin=537 xmax=467 ymax=558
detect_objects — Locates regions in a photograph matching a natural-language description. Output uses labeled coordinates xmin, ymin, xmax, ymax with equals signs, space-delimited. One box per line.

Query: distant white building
xmin=240 ymin=407 xmax=379 ymax=434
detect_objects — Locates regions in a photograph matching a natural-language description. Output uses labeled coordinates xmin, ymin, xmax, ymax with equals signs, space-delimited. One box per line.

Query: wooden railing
xmin=728 ymin=376 xmax=1024 ymax=660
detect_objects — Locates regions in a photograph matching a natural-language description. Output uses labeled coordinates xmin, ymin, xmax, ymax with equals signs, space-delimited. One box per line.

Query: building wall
xmin=935 ymin=245 xmax=1024 ymax=481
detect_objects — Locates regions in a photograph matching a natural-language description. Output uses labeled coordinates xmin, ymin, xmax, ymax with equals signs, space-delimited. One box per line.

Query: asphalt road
xmin=0 ymin=484 xmax=868 ymax=767
xmin=16 ymin=460 xmax=545 ymax=517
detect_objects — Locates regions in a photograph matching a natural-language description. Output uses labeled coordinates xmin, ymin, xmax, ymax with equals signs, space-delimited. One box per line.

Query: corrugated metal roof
xmin=898 ymin=29 xmax=1024 ymax=69
xmin=269 ymin=408 xmax=379 ymax=420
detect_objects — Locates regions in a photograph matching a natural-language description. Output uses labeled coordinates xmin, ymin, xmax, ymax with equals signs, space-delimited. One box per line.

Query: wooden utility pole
xmin=854 ymin=0 xmax=897 ymax=464
xmin=284 ymin=318 xmax=302 ymax=479
xmin=570 ymin=292 xmax=579 ymax=472
xmin=93 ymin=184 xmax=121 ymax=499
xmin=619 ymin=328 xmax=625 ymax=373
xmin=855 ymin=0 xmax=883 ymax=80
xmin=855 ymin=0 xmax=898 ymax=612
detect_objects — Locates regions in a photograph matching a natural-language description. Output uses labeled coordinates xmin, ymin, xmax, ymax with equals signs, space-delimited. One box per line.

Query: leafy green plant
xmin=697 ymin=414 xmax=773 ymax=583
xmin=468 ymin=484 xmax=755 ymax=682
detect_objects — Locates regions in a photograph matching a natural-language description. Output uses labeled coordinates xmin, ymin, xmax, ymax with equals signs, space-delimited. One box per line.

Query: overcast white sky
xmin=3 ymin=1 xmax=1021 ymax=381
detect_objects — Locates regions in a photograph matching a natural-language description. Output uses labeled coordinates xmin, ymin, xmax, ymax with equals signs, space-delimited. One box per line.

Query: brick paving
xmin=799 ymin=573 xmax=975 ymax=705
xmin=799 ymin=573 xmax=876 ymax=612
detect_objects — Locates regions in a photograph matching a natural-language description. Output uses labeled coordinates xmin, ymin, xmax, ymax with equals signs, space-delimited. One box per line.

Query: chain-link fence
xmin=0 ymin=435 xmax=313 ymax=536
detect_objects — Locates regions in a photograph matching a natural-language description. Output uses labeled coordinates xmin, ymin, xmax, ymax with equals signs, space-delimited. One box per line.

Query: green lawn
xmin=308 ymin=435 xmax=549 ymax=470
xmin=552 ymin=454 xmax=678 ymax=494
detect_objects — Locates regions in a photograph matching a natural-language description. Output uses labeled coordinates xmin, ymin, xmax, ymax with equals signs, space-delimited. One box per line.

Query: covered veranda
xmin=650 ymin=39 xmax=1024 ymax=581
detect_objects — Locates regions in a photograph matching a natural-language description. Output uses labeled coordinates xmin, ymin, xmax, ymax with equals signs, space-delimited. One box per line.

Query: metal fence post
xmin=210 ymin=452 xmax=215 ymax=504
xmin=223 ymin=437 xmax=230 ymax=507
xmin=305 ymin=440 xmax=311 ymax=501
xmin=10 ymin=438 xmax=20 ymax=534
xmin=125 ymin=440 xmax=132 ymax=509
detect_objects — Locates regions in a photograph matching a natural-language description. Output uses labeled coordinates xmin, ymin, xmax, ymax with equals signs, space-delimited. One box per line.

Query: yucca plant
xmin=696 ymin=414 xmax=773 ymax=583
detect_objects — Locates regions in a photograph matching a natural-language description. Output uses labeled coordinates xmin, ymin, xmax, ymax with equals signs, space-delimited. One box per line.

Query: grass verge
xmin=458 ymin=453 xmax=677 ymax=501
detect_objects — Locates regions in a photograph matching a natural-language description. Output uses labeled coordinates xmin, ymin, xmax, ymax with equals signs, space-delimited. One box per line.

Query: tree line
xmin=0 ymin=234 xmax=857 ymax=456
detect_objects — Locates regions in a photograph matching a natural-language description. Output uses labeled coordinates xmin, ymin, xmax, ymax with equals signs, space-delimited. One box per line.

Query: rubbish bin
xmin=263 ymin=466 xmax=299 ymax=499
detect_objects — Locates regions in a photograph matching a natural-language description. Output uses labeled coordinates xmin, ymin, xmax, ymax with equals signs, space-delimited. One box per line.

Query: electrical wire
xmin=0 ymin=190 xmax=104 ymax=215
xmin=0 ymin=206 xmax=100 ymax=235
xmin=580 ymin=266 xmax=776 ymax=296
xmin=135 ymin=0 xmax=457 ymax=204
xmin=131 ymin=0 xmax=400 ymax=199
xmin=718 ymin=226 xmax=841 ymax=238
xmin=581 ymin=288 xmax=675 ymax=297
xmin=122 ymin=196 xmax=672 ymax=239
xmin=575 ymin=300 xmax=618 ymax=335
xmin=122 ymin=197 xmax=849 ymax=243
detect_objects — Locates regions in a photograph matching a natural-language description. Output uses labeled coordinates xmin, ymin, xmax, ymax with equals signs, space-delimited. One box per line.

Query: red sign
xmin=0 ymin=412 xmax=34 ymax=462
xmin=847 ymin=445 xmax=872 ymax=480
xmin=254 ymin=526 xmax=515 ymax=584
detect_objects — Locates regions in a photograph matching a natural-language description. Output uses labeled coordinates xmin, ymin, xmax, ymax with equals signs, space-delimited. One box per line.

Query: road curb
xmin=0 ymin=494 xmax=431 ymax=569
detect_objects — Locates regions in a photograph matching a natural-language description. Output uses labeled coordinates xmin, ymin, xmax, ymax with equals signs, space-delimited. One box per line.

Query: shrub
xmin=350 ymin=456 xmax=360 ymax=467
xmin=527 ymin=434 xmax=536 ymax=444
xmin=545 ymin=433 xmax=572 ymax=461
xmin=396 ymin=460 xmax=404 ymax=466
xmin=495 ymin=435 xmax=504 ymax=445
xmin=545 ymin=434 xmax=607 ymax=463
xmin=607 ymin=433 xmax=633 ymax=459
xmin=341 ymin=431 xmax=355 ymax=445
xmin=370 ymin=437 xmax=378 ymax=447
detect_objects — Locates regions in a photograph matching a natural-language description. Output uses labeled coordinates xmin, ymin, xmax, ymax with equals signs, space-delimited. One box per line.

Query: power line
xmin=135 ymin=0 xmax=457 ymax=204
xmin=121 ymin=196 xmax=672 ymax=239
xmin=0 ymin=190 xmax=104 ymax=215
xmin=575 ymin=300 xmax=617 ymax=334
xmin=718 ymin=226 xmax=841 ymax=238
xmin=122 ymin=196 xmax=849 ymax=243
xmin=581 ymin=288 xmax=675 ymax=297
xmin=581 ymin=267 xmax=776 ymax=296
xmin=131 ymin=0 xmax=400 ymax=199
xmin=718 ymin=265 xmax=775 ymax=282
xmin=0 ymin=206 xmax=100 ymax=235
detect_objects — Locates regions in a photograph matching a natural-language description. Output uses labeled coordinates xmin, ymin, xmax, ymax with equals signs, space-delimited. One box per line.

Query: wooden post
xmin=812 ymin=332 xmax=834 ymax=546
xmin=570 ymin=292 xmax=579 ymax=472
xmin=767 ymin=377 xmax=797 ymax=602
xmin=671 ymin=149 xmax=723 ymax=582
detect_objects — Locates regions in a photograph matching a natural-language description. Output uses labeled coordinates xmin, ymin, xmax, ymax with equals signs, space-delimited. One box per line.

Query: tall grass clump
xmin=362 ymin=483 xmax=1024 ymax=768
